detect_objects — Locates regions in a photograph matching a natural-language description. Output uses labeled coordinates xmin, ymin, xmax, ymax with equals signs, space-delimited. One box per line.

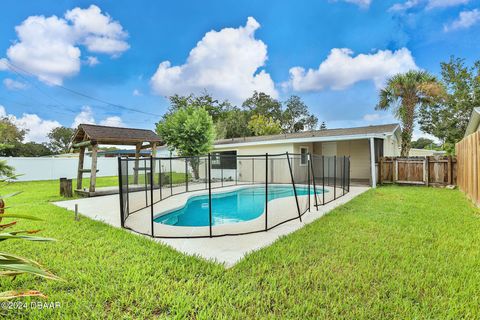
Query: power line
xmin=1 ymin=60 xmax=162 ymax=117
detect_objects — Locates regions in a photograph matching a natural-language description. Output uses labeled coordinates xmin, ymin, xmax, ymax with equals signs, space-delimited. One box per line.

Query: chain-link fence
xmin=118 ymin=153 xmax=350 ymax=238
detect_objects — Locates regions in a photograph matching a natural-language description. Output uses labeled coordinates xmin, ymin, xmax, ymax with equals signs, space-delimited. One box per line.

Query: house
xmin=465 ymin=107 xmax=480 ymax=136
xmin=213 ymin=123 xmax=401 ymax=187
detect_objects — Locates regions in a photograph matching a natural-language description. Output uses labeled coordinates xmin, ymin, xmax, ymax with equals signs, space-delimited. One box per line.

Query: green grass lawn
xmin=1 ymin=180 xmax=479 ymax=319
xmin=76 ymin=172 xmax=191 ymax=189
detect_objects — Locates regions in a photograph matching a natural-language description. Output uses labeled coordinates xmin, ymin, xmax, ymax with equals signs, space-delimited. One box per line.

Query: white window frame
xmin=299 ymin=146 xmax=309 ymax=166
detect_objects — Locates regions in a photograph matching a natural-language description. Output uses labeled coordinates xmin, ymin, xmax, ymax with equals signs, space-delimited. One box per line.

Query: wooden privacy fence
xmin=456 ymin=131 xmax=480 ymax=207
xmin=378 ymin=156 xmax=456 ymax=186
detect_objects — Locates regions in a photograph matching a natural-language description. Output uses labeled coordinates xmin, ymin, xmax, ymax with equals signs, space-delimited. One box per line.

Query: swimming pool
xmin=154 ymin=185 xmax=324 ymax=227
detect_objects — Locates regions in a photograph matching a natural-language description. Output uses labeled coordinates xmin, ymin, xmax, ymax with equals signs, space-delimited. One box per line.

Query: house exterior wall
xmin=384 ymin=134 xmax=401 ymax=156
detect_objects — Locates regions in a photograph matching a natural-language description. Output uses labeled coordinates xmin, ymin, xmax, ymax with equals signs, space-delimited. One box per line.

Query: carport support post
xmin=118 ymin=157 xmax=124 ymax=228
xmin=89 ymin=144 xmax=98 ymax=193
xmin=333 ymin=156 xmax=336 ymax=200
xmin=370 ymin=137 xmax=377 ymax=188
xmin=322 ymin=155 xmax=325 ymax=205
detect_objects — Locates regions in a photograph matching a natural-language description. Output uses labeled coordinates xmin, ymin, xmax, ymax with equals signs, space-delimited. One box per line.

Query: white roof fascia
xmin=214 ymin=133 xmax=389 ymax=149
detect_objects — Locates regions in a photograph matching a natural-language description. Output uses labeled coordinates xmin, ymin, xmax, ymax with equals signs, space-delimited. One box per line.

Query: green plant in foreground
xmin=0 ymin=176 xmax=60 ymax=300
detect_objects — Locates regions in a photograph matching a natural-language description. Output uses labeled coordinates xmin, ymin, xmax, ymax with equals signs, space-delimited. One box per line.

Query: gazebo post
xmin=133 ymin=143 xmax=141 ymax=184
xmin=89 ymin=144 xmax=98 ymax=193
xmin=77 ymin=146 xmax=85 ymax=190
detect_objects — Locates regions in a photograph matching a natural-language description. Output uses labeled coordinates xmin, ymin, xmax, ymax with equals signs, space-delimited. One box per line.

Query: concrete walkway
xmin=54 ymin=186 xmax=369 ymax=267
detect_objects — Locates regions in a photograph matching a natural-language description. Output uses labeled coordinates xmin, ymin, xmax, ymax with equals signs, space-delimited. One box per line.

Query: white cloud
xmin=390 ymin=0 xmax=469 ymax=11
xmin=71 ymin=106 xmax=95 ymax=128
xmin=132 ymin=89 xmax=142 ymax=96
xmin=338 ymin=0 xmax=371 ymax=8
xmin=427 ymin=0 xmax=469 ymax=9
xmin=71 ymin=105 xmax=124 ymax=128
xmin=150 ymin=17 xmax=277 ymax=104
xmin=389 ymin=0 xmax=421 ymax=11
xmin=363 ymin=113 xmax=382 ymax=121
xmin=0 ymin=58 xmax=9 ymax=71
xmin=287 ymin=48 xmax=418 ymax=92
xmin=444 ymin=9 xmax=480 ymax=31
xmin=65 ymin=5 xmax=129 ymax=55
xmin=2 ymin=5 xmax=128 ymax=85
xmin=3 ymin=78 xmax=28 ymax=90
xmin=0 ymin=105 xmax=6 ymax=117
xmin=100 ymin=116 xmax=124 ymax=127
xmin=85 ymin=56 xmax=99 ymax=66
xmin=0 ymin=105 xmax=61 ymax=142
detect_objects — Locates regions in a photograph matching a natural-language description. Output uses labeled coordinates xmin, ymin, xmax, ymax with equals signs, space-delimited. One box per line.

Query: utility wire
xmin=1 ymin=60 xmax=162 ymax=117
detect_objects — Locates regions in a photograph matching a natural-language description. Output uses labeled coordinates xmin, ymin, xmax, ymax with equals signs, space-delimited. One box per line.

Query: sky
xmin=0 ymin=0 xmax=479 ymax=143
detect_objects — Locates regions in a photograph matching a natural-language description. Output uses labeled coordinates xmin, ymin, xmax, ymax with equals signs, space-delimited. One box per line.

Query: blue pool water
xmin=154 ymin=185 xmax=324 ymax=227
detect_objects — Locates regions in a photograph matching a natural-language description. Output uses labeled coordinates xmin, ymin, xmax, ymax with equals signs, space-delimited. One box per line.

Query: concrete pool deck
xmin=54 ymin=185 xmax=369 ymax=267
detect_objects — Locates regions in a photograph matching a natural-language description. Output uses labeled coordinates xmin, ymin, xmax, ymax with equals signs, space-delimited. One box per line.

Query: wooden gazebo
xmin=70 ymin=124 xmax=163 ymax=196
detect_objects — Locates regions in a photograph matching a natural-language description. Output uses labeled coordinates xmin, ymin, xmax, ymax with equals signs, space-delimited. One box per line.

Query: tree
xmin=411 ymin=138 xmax=437 ymax=149
xmin=247 ymin=114 xmax=282 ymax=136
xmin=0 ymin=160 xmax=14 ymax=178
xmin=156 ymin=106 xmax=215 ymax=179
xmin=215 ymin=108 xmax=252 ymax=139
xmin=167 ymin=93 xmax=230 ymax=123
xmin=418 ymin=56 xmax=480 ymax=154
xmin=0 ymin=118 xmax=26 ymax=156
xmin=242 ymin=91 xmax=283 ymax=122
xmin=48 ymin=127 xmax=75 ymax=154
xmin=376 ymin=70 xmax=445 ymax=156
xmin=12 ymin=142 xmax=53 ymax=157
xmin=319 ymin=121 xmax=327 ymax=130
xmin=282 ymin=96 xmax=318 ymax=133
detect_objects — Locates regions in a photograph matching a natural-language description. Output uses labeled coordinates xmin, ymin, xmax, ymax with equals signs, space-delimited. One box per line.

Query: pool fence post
xmin=221 ymin=156 xmax=224 ymax=187
xmin=208 ymin=153 xmax=213 ymax=238
xmin=343 ymin=156 xmax=346 ymax=196
xmin=286 ymin=152 xmax=302 ymax=222
xmin=307 ymin=154 xmax=311 ymax=212
xmin=334 ymin=156 xmax=337 ymax=200
xmin=204 ymin=158 xmax=207 ymax=190
xmin=150 ymin=156 xmax=154 ymax=237
xmin=310 ymin=154 xmax=319 ymax=210
xmin=185 ymin=158 xmax=188 ymax=192
xmin=118 ymin=157 xmax=124 ymax=228
xmin=322 ymin=156 xmax=325 ymax=205
xmin=144 ymin=159 xmax=148 ymax=206
xmin=265 ymin=153 xmax=268 ymax=231
xmin=159 ymin=159 xmax=162 ymax=200
xmin=169 ymin=154 xmax=173 ymax=196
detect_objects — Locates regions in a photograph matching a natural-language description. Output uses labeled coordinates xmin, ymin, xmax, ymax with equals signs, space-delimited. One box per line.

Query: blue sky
xmin=0 ymin=0 xmax=479 ymax=142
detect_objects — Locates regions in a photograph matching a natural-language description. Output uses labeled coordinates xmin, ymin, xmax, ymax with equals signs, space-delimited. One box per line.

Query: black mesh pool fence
xmin=118 ymin=153 xmax=350 ymax=238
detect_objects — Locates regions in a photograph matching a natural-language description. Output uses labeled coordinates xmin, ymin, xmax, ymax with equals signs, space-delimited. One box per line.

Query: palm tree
xmin=376 ymin=70 xmax=445 ymax=156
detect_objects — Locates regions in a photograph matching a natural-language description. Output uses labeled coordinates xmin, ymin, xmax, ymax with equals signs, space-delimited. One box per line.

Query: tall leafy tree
xmin=167 ymin=92 xmax=230 ymax=122
xmin=48 ymin=127 xmax=75 ymax=154
xmin=247 ymin=114 xmax=282 ymax=136
xmin=282 ymin=95 xmax=318 ymax=133
xmin=411 ymin=138 xmax=439 ymax=149
xmin=419 ymin=56 xmax=480 ymax=153
xmin=215 ymin=108 xmax=252 ymax=139
xmin=376 ymin=70 xmax=445 ymax=156
xmin=156 ymin=106 xmax=215 ymax=179
xmin=0 ymin=118 xmax=26 ymax=156
xmin=242 ymin=91 xmax=283 ymax=122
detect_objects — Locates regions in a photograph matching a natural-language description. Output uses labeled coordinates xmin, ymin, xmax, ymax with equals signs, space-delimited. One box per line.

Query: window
xmin=300 ymin=147 xmax=308 ymax=166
